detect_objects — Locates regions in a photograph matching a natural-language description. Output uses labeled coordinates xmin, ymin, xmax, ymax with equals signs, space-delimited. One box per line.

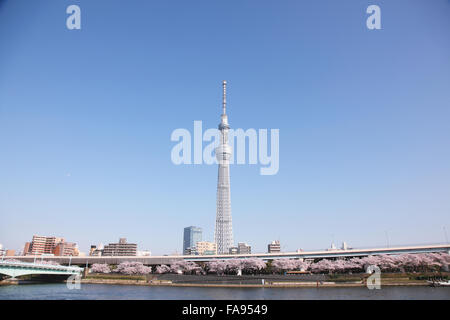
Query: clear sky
xmin=1 ymin=0 xmax=449 ymax=255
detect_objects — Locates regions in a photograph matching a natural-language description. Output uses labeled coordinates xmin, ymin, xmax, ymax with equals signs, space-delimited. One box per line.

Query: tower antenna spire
xmin=222 ymin=80 xmax=227 ymax=115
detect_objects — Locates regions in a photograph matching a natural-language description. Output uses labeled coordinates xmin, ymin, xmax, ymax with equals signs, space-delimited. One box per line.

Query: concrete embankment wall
xmin=151 ymin=274 xmax=328 ymax=285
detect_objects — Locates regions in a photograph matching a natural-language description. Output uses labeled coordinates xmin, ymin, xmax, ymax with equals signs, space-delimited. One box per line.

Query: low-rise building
xmin=89 ymin=244 xmax=104 ymax=256
xmin=237 ymin=242 xmax=251 ymax=254
xmin=102 ymin=238 xmax=137 ymax=256
xmin=229 ymin=247 xmax=238 ymax=254
xmin=89 ymin=245 xmax=97 ymax=256
xmin=268 ymin=240 xmax=281 ymax=253
xmin=26 ymin=235 xmax=64 ymax=255
xmin=196 ymin=241 xmax=217 ymax=255
xmin=23 ymin=235 xmax=78 ymax=256
xmin=341 ymin=242 xmax=352 ymax=250
xmin=0 ymin=244 xmax=16 ymax=257
xmin=327 ymin=242 xmax=338 ymax=251
xmin=229 ymin=243 xmax=252 ymax=254
xmin=53 ymin=242 xmax=78 ymax=256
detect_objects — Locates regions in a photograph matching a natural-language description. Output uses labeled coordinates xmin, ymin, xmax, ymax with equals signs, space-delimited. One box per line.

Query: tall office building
xmin=183 ymin=226 xmax=202 ymax=254
xmin=214 ymin=80 xmax=234 ymax=254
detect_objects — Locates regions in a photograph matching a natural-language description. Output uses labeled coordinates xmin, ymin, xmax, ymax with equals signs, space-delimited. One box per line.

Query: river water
xmin=0 ymin=284 xmax=449 ymax=300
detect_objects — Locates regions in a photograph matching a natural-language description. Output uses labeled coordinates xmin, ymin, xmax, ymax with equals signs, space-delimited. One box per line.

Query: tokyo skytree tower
xmin=214 ymin=80 xmax=233 ymax=254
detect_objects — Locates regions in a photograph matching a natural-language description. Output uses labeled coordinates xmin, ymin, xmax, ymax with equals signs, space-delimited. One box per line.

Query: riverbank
xmin=81 ymin=272 xmax=447 ymax=288
xmin=80 ymin=278 xmax=429 ymax=288
xmin=0 ymin=279 xmax=18 ymax=286
xmin=2 ymin=278 xmax=428 ymax=288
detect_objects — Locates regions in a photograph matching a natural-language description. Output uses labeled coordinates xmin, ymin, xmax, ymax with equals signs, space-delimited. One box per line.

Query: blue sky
xmin=0 ymin=0 xmax=449 ymax=255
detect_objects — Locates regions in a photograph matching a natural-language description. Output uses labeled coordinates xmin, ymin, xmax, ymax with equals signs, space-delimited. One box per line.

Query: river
xmin=0 ymin=284 xmax=449 ymax=300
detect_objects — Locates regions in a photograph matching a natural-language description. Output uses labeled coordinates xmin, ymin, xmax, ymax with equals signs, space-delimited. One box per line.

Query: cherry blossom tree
xmin=155 ymin=264 xmax=171 ymax=274
xmin=170 ymin=261 xmax=202 ymax=274
xmin=426 ymin=252 xmax=448 ymax=271
xmin=91 ymin=263 xmax=111 ymax=274
xmin=310 ymin=259 xmax=336 ymax=274
xmin=115 ymin=261 xmax=152 ymax=275
xmin=241 ymin=258 xmax=266 ymax=274
xmin=225 ymin=259 xmax=243 ymax=274
xmin=332 ymin=259 xmax=349 ymax=274
xmin=162 ymin=252 xmax=450 ymax=276
xmin=297 ymin=260 xmax=311 ymax=272
xmin=271 ymin=259 xmax=298 ymax=273
xmin=206 ymin=260 xmax=227 ymax=275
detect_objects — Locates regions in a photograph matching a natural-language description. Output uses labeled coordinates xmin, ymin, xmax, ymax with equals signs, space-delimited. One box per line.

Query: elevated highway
xmin=4 ymin=243 xmax=449 ymax=266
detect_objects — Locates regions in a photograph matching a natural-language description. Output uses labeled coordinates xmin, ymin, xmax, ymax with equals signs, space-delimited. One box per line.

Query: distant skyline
xmin=1 ymin=0 xmax=450 ymax=255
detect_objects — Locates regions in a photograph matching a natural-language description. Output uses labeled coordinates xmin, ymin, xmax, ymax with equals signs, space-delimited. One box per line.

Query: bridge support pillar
xmin=82 ymin=267 xmax=89 ymax=278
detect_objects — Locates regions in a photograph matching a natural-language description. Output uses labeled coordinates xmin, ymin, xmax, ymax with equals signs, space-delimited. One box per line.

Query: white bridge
xmin=0 ymin=260 xmax=83 ymax=279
